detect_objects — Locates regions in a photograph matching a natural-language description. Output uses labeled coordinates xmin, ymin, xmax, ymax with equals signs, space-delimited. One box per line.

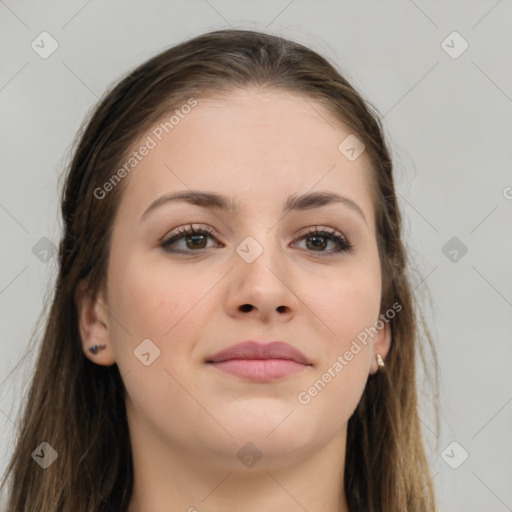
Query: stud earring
xmin=88 ymin=344 xmax=106 ymax=355
xmin=376 ymin=353 xmax=385 ymax=368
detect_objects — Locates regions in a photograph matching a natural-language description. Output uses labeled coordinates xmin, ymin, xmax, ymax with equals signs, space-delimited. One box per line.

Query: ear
xmin=75 ymin=278 xmax=116 ymax=366
xmin=369 ymin=317 xmax=392 ymax=375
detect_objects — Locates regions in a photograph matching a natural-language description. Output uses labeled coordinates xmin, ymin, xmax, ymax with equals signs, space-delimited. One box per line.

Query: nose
xmin=225 ymin=235 xmax=299 ymax=323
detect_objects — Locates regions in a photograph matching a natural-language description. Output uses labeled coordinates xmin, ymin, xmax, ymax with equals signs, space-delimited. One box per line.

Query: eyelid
xmin=161 ymin=223 xmax=347 ymax=241
xmin=159 ymin=223 xmax=218 ymax=243
xmin=296 ymin=225 xmax=348 ymax=241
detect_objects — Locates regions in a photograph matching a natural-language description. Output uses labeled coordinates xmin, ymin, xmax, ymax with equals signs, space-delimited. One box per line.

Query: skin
xmin=76 ymin=88 xmax=391 ymax=512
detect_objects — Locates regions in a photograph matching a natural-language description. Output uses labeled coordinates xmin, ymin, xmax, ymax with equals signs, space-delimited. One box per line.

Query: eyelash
xmin=159 ymin=224 xmax=353 ymax=256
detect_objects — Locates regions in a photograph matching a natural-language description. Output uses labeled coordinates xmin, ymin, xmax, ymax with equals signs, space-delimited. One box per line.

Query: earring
xmin=88 ymin=344 xmax=106 ymax=355
xmin=376 ymin=353 xmax=385 ymax=368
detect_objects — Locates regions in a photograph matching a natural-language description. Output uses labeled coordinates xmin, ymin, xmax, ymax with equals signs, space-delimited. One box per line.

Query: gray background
xmin=1 ymin=1 xmax=511 ymax=510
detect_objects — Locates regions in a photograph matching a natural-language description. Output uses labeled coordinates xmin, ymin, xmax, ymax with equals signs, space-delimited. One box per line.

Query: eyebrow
xmin=140 ymin=189 xmax=367 ymax=224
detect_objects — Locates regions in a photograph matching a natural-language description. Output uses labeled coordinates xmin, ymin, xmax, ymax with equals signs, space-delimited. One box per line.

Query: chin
xmin=204 ymin=432 xmax=316 ymax=472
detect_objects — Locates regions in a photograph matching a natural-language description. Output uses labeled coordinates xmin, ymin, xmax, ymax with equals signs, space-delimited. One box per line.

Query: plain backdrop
xmin=1 ymin=1 xmax=511 ymax=510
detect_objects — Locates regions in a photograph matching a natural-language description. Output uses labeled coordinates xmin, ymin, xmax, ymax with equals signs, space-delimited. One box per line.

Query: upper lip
xmin=206 ymin=341 xmax=311 ymax=365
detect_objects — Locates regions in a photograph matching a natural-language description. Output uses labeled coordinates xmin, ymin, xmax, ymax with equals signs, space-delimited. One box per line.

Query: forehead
xmin=115 ymin=88 xmax=375 ymax=223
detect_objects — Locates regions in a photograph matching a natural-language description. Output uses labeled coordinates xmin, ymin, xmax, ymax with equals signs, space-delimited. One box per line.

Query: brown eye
xmin=305 ymin=234 xmax=328 ymax=251
xmin=294 ymin=228 xmax=353 ymax=255
xmin=160 ymin=224 xmax=352 ymax=257
xmin=160 ymin=225 xmax=219 ymax=253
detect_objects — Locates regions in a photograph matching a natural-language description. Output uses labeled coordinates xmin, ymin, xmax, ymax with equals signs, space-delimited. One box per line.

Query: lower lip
xmin=209 ymin=359 xmax=310 ymax=381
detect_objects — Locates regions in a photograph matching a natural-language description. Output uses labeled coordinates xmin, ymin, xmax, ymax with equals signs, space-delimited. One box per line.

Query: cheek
xmin=307 ymin=264 xmax=381 ymax=344
xmin=294 ymin=275 xmax=378 ymax=432
xmin=108 ymin=253 xmax=211 ymax=343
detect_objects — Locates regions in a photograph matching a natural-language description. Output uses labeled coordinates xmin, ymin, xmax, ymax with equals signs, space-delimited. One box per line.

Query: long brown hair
xmin=0 ymin=29 xmax=439 ymax=511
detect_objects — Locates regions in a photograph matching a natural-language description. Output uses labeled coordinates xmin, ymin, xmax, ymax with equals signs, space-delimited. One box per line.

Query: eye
xmin=160 ymin=224 xmax=220 ymax=253
xmin=292 ymin=226 xmax=353 ymax=256
xmin=159 ymin=224 xmax=353 ymax=256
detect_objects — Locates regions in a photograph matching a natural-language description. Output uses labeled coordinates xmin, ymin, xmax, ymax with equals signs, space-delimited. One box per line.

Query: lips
xmin=206 ymin=341 xmax=312 ymax=382
xmin=206 ymin=340 xmax=311 ymax=365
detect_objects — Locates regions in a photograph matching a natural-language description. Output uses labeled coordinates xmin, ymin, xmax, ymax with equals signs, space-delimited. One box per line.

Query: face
xmin=78 ymin=88 xmax=391 ymax=470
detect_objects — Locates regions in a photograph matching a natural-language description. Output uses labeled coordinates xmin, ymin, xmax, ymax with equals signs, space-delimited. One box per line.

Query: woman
xmin=1 ymin=29 xmax=438 ymax=511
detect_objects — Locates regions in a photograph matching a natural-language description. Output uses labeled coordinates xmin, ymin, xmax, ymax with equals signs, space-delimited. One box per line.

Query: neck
xmin=125 ymin=404 xmax=350 ymax=511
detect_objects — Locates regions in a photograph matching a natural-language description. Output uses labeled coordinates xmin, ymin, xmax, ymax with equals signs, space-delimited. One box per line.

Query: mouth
xmin=207 ymin=359 xmax=311 ymax=381
xmin=205 ymin=340 xmax=312 ymax=382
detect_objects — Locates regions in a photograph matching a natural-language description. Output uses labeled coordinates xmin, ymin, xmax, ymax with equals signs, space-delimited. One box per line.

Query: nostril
xmin=240 ymin=304 xmax=253 ymax=312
